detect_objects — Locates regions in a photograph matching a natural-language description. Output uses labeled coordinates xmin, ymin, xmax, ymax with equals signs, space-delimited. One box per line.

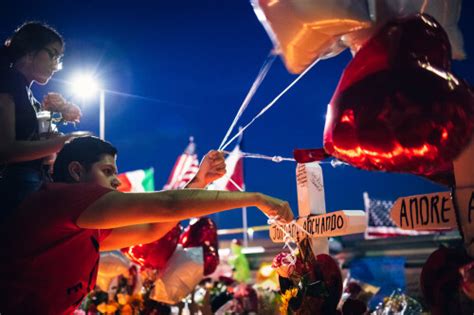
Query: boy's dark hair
xmin=52 ymin=136 xmax=118 ymax=183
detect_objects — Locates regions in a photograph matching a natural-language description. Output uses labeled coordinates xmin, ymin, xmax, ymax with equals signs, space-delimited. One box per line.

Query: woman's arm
xmin=0 ymin=93 xmax=71 ymax=163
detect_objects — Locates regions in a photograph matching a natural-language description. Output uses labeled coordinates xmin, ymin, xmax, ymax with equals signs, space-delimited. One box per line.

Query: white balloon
xmin=252 ymin=0 xmax=372 ymax=73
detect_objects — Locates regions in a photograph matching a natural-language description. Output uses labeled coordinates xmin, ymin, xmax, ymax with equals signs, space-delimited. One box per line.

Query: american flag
xmin=364 ymin=192 xmax=431 ymax=239
xmin=163 ymin=137 xmax=200 ymax=190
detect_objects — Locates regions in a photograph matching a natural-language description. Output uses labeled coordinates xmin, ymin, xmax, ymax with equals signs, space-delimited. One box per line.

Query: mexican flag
xmin=117 ymin=168 xmax=155 ymax=192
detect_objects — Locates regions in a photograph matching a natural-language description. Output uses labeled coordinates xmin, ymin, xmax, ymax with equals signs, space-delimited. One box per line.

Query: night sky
xmin=2 ymin=0 xmax=473 ymax=234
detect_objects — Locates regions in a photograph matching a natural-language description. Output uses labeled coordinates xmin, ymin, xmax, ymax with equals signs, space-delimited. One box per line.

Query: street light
xmin=71 ymin=74 xmax=106 ymax=140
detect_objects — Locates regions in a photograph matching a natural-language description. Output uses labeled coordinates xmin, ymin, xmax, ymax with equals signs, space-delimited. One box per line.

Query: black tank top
xmin=0 ymin=68 xmax=42 ymax=171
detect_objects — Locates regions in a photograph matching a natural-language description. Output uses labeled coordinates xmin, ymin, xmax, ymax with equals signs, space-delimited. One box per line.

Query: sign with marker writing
xmin=295 ymin=162 xmax=328 ymax=254
xmin=270 ymin=210 xmax=366 ymax=243
xmin=390 ymin=191 xmax=456 ymax=230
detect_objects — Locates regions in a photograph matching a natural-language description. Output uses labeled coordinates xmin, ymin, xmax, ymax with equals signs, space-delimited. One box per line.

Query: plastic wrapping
xmin=151 ymin=246 xmax=204 ymax=304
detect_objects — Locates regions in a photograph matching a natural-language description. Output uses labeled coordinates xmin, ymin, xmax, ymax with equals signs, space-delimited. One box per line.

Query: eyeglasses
xmin=42 ymin=47 xmax=64 ymax=70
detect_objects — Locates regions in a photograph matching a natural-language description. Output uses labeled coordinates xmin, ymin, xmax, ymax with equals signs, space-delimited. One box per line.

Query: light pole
xmin=71 ymin=74 xmax=105 ymax=139
xmin=99 ymin=89 xmax=105 ymax=140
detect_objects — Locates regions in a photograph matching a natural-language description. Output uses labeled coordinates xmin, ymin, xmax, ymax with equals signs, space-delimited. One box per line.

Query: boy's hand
xmin=187 ymin=150 xmax=226 ymax=188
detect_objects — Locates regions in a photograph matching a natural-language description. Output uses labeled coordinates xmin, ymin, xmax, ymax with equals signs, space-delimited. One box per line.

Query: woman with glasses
xmin=0 ymin=22 xmax=78 ymax=220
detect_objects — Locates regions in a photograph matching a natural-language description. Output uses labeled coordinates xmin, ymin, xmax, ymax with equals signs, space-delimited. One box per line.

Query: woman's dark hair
xmin=52 ymin=136 xmax=118 ymax=183
xmin=0 ymin=21 xmax=63 ymax=69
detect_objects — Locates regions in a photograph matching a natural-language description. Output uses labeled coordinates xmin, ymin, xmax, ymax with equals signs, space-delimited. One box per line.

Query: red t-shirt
xmin=0 ymin=183 xmax=113 ymax=315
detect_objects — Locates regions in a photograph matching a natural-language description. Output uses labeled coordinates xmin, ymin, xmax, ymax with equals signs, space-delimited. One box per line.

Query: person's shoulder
xmin=19 ymin=182 xmax=114 ymax=214
xmin=0 ymin=68 xmax=25 ymax=94
xmin=41 ymin=182 xmax=112 ymax=194
xmin=0 ymin=67 xmax=19 ymax=82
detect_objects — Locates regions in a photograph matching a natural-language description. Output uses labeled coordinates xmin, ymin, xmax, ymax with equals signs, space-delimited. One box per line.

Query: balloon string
xmin=221 ymin=149 xmax=348 ymax=167
xmin=267 ymin=217 xmax=299 ymax=259
xmin=291 ymin=218 xmax=312 ymax=237
xmin=221 ymin=57 xmax=320 ymax=151
xmin=218 ymin=51 xmax=277 ymax=151
xmin=223 ymin=174 xmax=301 ymax=256
xmin=221 ymin=150 xmax=295 ymax=163
xmin=225 ymin=169 xmax=299 ymax=254
xmin=226 ymin=174 xmax=244 ymax=192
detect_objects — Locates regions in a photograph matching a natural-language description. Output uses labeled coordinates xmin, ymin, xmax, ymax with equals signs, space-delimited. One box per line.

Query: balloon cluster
xmin=254 ymin=1 xmax=472 ymax=184
xmin=323 ymin=14 xmax=474 ymax=181
xmin=252 ymin=0 xmax=465 ymax=74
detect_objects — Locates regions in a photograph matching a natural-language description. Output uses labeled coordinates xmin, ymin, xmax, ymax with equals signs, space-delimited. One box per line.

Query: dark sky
xmin=2 ymin=1 xmax=473 ymax=234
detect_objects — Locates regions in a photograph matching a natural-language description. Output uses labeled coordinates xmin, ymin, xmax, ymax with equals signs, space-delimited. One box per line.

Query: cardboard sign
xmin=453 ymin=135 xmax=474 ymax=257
xmin=270 ymin=210 xmax=366 ymax=243
xmin=295 ymin=162 xmax=329 ymax=254
xmin=389 ymin=191 xmax=456 ymax=230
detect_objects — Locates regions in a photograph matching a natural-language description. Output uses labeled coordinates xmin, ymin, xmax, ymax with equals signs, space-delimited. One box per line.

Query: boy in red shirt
xmin=0 ymin=136 xmax=293 ymax=314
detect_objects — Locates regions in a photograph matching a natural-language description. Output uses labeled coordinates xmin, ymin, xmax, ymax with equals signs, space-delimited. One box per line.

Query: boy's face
xmin=83 ymin=154 xmax=121 ymax=190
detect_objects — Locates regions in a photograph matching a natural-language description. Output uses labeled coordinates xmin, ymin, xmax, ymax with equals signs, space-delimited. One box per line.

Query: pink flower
xmin=272 ymin=252 xmax=296 ymax=278
xmin=43 ymin=93 xmax=68 ymax=112
xmin=42 ymin=93 xmax=82 ymax=122
xmin=61 ymin=103 xmax=82 ymax=122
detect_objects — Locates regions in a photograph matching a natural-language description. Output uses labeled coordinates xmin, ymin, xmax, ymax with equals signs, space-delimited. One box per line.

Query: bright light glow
xmin=218 ymin=246 xmax=265 ymax=257
xmin=242 ymin=246 xmax=265 ymax=254
xmin=71 ymin=74 xmax=100 ymax=99
xmin=259 ymin=264 xmax=274 ymax=277
xmin=218 ymin=248 xmax=230 ymax=256
xmin=248 ymin=228 xmax=255 ymax=239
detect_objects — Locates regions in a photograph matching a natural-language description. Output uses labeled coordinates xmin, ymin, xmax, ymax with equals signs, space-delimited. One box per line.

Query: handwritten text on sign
xmin=389 ymin=191 xmax=474 ymax=230
xmin=270 ymin=210 xmax=366 ymax=243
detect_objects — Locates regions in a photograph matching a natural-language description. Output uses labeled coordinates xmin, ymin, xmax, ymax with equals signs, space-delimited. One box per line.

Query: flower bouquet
xmin=42 ymin=92 xmax=82 ymax=124
xmin=272 ymin=238 xmax=343 ymax=315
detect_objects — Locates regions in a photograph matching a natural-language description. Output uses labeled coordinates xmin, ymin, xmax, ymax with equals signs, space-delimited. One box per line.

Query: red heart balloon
xmin=324 ymin=14 xmax=474 ymax=178
xmin=179 ymin=218 xmax=220 ymax=276
xmin=121 ymin=223 xmax=181 ymax=270
xmin=179 ymin=217 xmax=218 ymax=248
xmin=203 ymin=245 xmax=219 ymax=276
